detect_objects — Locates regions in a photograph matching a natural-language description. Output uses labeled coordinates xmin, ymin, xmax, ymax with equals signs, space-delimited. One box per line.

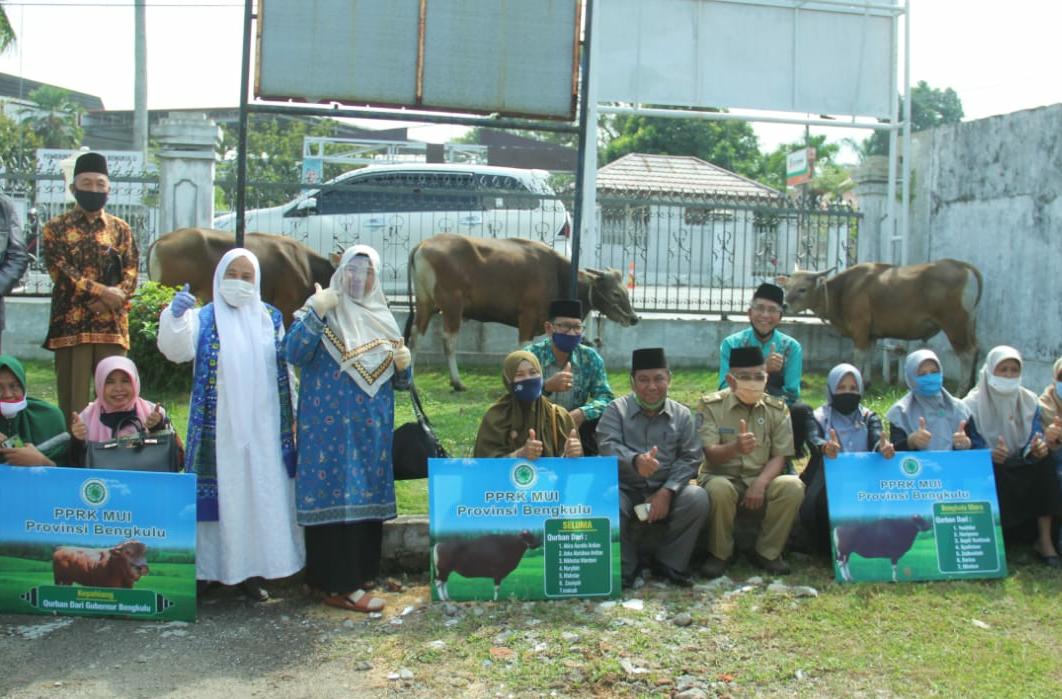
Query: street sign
xmin=786 ymin=147 xmax=815 ymax=187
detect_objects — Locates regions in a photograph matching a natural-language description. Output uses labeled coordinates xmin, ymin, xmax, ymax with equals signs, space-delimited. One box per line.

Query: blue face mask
xmin=552 ymin=332 xmax=582 ymax=354
xmin=1055 ymin=381 xmax=1062 ymax=398
xmin=915 ymin=372 xmax=943 ymax=397
xmin=512 ymin=376 xmax=543 ymax=403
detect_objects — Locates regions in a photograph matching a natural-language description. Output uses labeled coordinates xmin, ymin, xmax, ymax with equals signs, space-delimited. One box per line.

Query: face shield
xmin=343 ymin=255 xmax=373 ymax=300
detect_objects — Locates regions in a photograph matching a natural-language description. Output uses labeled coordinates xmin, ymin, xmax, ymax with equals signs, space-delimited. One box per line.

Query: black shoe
xmin=699 ymin=555 xmax=728 ymax=579
xmin=239 ymin=577 xmax=269 ymax=602
xmin=651 ymin=561 xmax=694 ymax=587
xmin=750 ymin=552 xmax=791 ymax=575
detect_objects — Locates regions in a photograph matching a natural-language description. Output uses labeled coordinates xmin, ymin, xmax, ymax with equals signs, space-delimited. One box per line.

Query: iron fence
xmin=3 ymin=171 xmax=860 ymax=316
xmin=594 ymin=192 xmax=861 ymax=315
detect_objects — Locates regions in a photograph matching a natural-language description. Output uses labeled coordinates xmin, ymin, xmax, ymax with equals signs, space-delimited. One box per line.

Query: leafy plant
xmin=127 ymin=281 xmax=191 ymax=393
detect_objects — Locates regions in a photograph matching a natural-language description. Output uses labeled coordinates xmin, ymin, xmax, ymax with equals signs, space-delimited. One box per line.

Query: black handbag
xmin=85 ymin=417 xmax=181 ymax=473
xmin=392 ymin=383 xmax=447 ymax=480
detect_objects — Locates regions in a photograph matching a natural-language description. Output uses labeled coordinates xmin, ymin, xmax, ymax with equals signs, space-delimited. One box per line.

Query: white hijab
xmin=213 ymin=248 xmax=277 ymax=449
xmin=319 ymin=245 xmax=402 ymax=397
xmin=962 ymin=345 xmax=1039 ymax=452
xmin=886 ymin=349 xmax=970 ymax=451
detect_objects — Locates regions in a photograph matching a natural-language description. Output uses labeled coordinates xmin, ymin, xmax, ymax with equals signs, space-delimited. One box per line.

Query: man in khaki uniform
xmin=697 ymin=346 xmax=804 ymax=577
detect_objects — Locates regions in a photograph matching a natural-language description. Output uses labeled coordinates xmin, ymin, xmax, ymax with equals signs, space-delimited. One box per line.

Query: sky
xmin=1 ymin=0 xmax=1060 ymax=158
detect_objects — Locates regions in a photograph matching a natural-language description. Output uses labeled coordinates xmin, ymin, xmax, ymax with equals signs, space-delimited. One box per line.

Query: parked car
xmin=214 ymin=163 xmax=571 ymax=293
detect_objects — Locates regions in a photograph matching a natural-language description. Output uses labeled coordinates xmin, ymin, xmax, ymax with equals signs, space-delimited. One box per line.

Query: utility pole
xmin=133 ymin=0 xmax=148 ymax=160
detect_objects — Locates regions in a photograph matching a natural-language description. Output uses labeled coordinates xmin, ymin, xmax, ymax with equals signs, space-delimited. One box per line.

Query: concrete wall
xmin=5 ymin=298 xmax=856 ymax=376
xmin=907 ymin=104 xmax=1062 ymax=390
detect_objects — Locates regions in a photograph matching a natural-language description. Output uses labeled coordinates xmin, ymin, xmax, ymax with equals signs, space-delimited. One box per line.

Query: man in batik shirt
xmin=43 ymin=152 xmax=138 ymax=421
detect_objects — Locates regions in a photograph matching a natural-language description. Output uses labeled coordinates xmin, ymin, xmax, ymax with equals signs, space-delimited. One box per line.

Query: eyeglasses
xmin=750 ymin=304 xmax=782 ymax=316
xmin=553 ymin=322 xmax=584 ymax=333
xmin=733 ymin=372 xmax=768 ymax=382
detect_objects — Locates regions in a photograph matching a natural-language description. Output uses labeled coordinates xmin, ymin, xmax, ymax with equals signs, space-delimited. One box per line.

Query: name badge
xmin=719 ymin=427 xmax=736 ymax=434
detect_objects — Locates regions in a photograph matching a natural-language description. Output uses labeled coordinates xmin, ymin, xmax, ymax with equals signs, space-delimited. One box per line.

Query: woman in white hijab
xmin=799 ymin=363 xmax=895 ymax=554
xmin=158 ymin=249 xmax=305 ymax=599
xmin=285 ymin=245 xmax=411 ymax=613
xmin=886 ymin=349 xmax=979 ymax=452
xmin=963 ymin=346 xmax=1062 ymax=566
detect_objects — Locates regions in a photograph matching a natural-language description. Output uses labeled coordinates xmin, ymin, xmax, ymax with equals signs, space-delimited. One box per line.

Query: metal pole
xmin=568 ymin=0 xmax=594 ymax=297
xmin=900 ymin=0 xmax=912 ymax=265
xmin=235 ymin=0 xmax=254 ymax=247
xmin=132 ymin=0 xmax=148 ymax=161
xmin=249 ymin=103 xmax=579 ymax=134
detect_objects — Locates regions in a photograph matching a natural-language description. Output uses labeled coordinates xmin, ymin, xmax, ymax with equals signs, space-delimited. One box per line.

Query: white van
xmin=214 ymin=163 xmax=571 ymax=293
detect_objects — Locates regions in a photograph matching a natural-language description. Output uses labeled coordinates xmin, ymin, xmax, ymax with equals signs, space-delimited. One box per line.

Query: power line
xmin=3 ymin=2 xmax=245 ymax=7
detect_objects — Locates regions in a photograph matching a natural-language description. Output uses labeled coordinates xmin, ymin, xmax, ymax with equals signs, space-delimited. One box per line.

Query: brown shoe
xmin=699 ymin=555 xmax=728 ymax=579
xmin=750 ymin=552 xmax=791 ymax=575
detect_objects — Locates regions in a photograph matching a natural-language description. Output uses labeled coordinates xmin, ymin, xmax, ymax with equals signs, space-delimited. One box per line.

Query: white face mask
xmin=0 ymin=397 xmax=28 ymax=419
xmin=987 ymin=374 xmax=1021 ymax=394
xmin=219 ymin=279 xmax=256 ymax=307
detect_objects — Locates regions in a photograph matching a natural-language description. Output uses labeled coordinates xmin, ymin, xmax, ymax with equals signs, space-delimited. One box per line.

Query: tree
xmin=216 ymin=115 xmax=345 ymax=209
xmin=0 ymin=3 xmax=15 ymax=54
xmin=601 ymin=109 xmax=762 ymax=178
xmin=863 ymin=81 xmax=964 ymax=156
xmin=22 ymin=86 xmax=84 ymax=149
xmin=0 ymin=110 xmax=41 ymax=174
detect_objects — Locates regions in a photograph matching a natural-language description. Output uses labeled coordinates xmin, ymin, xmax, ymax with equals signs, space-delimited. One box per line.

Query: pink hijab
xmin=79 ymin=357 xmax=162 ymax=441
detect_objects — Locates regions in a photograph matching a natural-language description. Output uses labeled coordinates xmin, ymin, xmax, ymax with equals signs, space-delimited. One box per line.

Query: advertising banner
xmin=825 ymin=450 xmax=1007 ymax=583
xmin=428 ymin=457 xmax=620 ymax=602
xmin=0 ymin=466 xmax=197 ymax=621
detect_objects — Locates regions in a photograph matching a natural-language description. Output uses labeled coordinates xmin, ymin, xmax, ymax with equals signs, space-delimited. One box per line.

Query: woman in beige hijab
xmin=964 ymin=346 xmax=1062 ymax=567
xmin=474 ymin=351 xmax=582 ymax=459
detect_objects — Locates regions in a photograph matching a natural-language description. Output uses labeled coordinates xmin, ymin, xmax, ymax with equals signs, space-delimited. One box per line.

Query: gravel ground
xmin=0 ymin=577 xmax=427 ymax=699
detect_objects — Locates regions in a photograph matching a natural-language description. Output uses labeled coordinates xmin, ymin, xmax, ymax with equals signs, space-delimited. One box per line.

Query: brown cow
xmin=52 ymin=540 xmax=149 ymax=589
xmin=405 ymin=234 xmax=639 ymax=391
xmin=147 ymin=228 xmax=337 ymax=325
xmin=778 ymin=259 xmax=982 ymax=393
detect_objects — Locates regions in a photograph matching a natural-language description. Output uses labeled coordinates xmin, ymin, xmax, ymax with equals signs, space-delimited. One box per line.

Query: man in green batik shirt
xmin=524 ymin=299 xmax=614 ymax=455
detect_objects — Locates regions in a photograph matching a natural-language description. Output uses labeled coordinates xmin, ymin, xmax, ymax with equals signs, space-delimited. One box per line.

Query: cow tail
xmin=431 ymin=542 xmax=438 ymax=576
xmin=403 ymin=244 xmax=420 ymax=344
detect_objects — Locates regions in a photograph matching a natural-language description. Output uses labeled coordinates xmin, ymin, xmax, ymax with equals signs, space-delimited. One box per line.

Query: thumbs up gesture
xmin=765 ymin=343 xmax=784 ymax=374
xmin=990 ymin=434 xmax=1009 ymax=463
xmin=517 ymin=428 xmax=544 ymax=461
xmin=563 ymin=428 xmax=583 ymax=458
xmin=70 ymin=412 xmax=87 ymax=441
xmin=392 ymin=338 xmax=411 ymax=371
xmin=546 ymin=362 xmax=574 ymax=393
xmin=909 ymin=416 xmax=933 ymax=450
xmin=823 ymin=428 xmax=841 ymax=459
xmin=145 ymin=403 xmax=165 ymax=430
xmin=309 ymin=282 xmax=339 ymax=316
xmin=952 ymin=419 xmax=972 ymax=451
xmin=1029 ymin=432 xmax=1049 ymax=460
xmin=169 ymin=283 xmax=196 ymax=318
xmin=735 ymin=418 xmax=758 ymax=454
xmin=1045 ymin=415 xmax=1062 ymax=448
xmin=635 ymin=445 xmax=660 ymax=478
xmin=878 ymin=431 xmax=896 ymax=460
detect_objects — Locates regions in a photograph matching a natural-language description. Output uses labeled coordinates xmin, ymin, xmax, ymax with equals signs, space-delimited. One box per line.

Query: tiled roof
xmin=597 ymin=153 xmax=781 ymax=199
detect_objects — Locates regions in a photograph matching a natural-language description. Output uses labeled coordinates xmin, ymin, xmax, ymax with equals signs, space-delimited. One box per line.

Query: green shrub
xmin=128 ymin=281 xmax=192 ymax=393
